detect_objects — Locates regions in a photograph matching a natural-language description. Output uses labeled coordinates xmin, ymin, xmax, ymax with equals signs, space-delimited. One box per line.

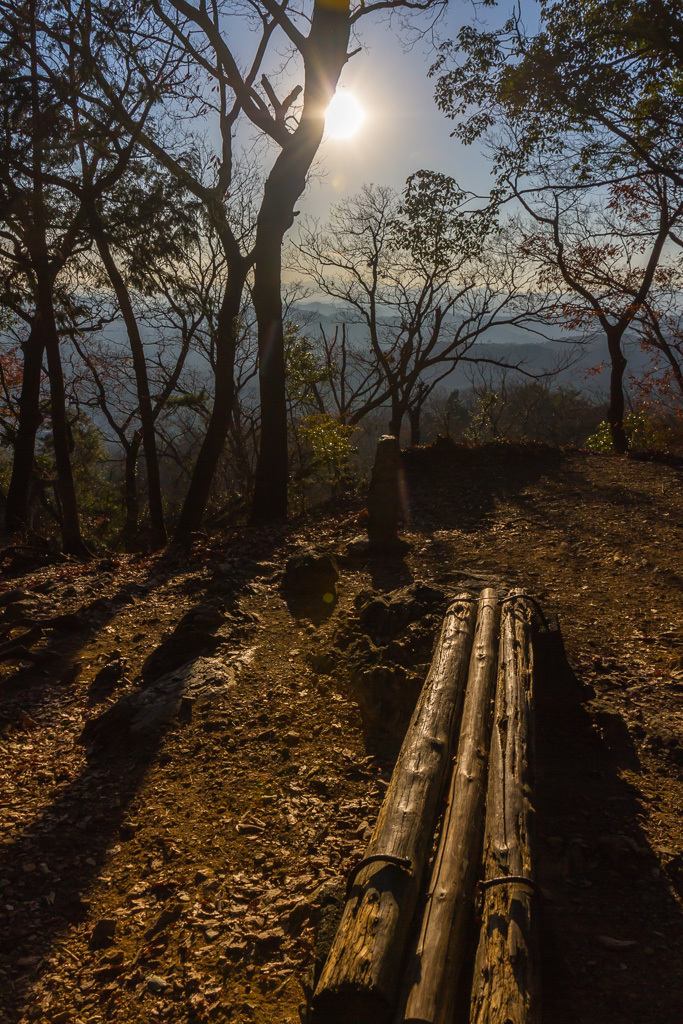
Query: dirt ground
xmin=1 ymin=442 xmax=681 ymax=1024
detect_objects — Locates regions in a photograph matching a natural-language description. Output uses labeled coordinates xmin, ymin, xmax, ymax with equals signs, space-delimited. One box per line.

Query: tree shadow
xmin=0 ymin=526 xmax=290 ymax=1018
xmin=401 ymin=441 xmax=570 ymax=535
xmin=0 ymin=740 xmax=161 ymax=1019
xmin=1 ymin=524 xmax=288 ymax=719
xmin=534 ymin=624 xmax=683 ymax=1024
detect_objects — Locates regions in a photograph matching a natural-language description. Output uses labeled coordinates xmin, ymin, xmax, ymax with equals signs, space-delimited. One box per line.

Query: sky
xmin=297 ymin=1 xmax=542 ymax=220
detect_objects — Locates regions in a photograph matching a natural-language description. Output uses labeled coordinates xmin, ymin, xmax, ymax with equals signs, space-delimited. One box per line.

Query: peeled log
xmin=312 ymin=595 xmax=478 ymax=1024
xmin=400 ymin=588 xmax=501 ymax=1024
xmin=469 ymin=591 xmax=538 ymax=1024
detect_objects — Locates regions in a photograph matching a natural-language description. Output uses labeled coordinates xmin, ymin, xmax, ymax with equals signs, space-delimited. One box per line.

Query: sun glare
xmin=325 ymin=92 xmax=364 ymax=140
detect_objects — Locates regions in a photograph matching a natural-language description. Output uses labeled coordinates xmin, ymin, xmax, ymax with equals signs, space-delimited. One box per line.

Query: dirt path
xmin=1 ymin=444 xmax=681 ymax=1024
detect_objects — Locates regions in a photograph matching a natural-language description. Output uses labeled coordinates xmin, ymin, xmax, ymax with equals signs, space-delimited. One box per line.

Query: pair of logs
xmin=313 ymin=590 xmax=538 ymax=1024
xmin=313 ymin=594 xmax=477 ymax=1024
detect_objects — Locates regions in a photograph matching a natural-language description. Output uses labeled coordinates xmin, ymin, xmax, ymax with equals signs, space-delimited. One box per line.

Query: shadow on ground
xmin=535 ymin=641 xmax=683 ymax=1024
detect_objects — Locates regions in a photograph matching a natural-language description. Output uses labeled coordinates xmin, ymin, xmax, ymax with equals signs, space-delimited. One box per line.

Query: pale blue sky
xmin=298 ymin=1 xmax=541 ymax=218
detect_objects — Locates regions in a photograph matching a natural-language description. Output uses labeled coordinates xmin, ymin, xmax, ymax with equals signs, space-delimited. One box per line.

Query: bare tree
xmin=296 ymin=175 xmax=564 ymax=443
xmin=515 ymin=171 xmax=683 ymax=451
xmin=139 ymin=0 xmax=447 ymax=523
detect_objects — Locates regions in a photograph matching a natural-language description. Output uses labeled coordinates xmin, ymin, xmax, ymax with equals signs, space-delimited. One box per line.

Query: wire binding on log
xmin=474 ymin=875 xmax=537 ymax=917
xmin=345 ymin=854 xmax=413 ymax=898
xmin=459 ymin=592 xmax=548 ymax=630
xmin=498 ymin=593 xmax=550 ymax=631
xmin=477 ymin=874 xmax=537 ymax=892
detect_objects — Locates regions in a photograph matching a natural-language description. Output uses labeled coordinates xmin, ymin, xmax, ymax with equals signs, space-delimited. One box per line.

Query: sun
xmin=325 ymin=92 xmax=365 ymax=140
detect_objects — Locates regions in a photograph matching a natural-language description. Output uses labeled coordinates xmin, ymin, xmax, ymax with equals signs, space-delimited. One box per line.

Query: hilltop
xmin=1 ymin=443 xmax=682 ymax=1024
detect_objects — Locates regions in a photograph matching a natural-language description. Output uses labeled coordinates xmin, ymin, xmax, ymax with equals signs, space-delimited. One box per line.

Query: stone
xmin=255 ymin=928 xmax=285 ymax=947
xmin=355 ymin=583 xmax=445 ymax=642
xmin=79 ymin=657 xmax=235 ymax=752
xmin=146 ymin=975 xmax=171 ymax=994
xmin=141 ymin=629 xmax=221 ymax=684
xmin=0 ymin=589 xmax=32 ymax=607
xmin=177 ymin=602 xmax=227 ymax=632
xmin=281 ymin=550 xmax=339 ymax=603
xmin=90 ymin=918 xmax=116 ymax=949
xmin=144 ymin=905 xmax=182 ymax=939
xmin=91 ymin=659 xmax=126 ymax=689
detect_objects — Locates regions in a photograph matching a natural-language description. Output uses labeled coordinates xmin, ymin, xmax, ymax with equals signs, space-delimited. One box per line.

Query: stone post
xmin=366 ymin=435 xmax=406 ymax=550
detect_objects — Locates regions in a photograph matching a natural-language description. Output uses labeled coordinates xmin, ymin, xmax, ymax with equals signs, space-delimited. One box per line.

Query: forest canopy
xmin=1 ymin=0 xmax=681 ymax=556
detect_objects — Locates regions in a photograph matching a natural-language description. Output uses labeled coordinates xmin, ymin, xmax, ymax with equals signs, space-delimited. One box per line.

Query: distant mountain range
xmin=289 ymin=300 xmax=650 ymax=396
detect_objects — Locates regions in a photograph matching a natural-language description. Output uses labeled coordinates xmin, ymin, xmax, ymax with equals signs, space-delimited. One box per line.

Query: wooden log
xmin=312 ymin=594 xmax=478 ymax=1024
xmin=469 ymin=590 xmax=539 ymax=1024
xmin=399 ymin=587 xmax=501 ymax=1024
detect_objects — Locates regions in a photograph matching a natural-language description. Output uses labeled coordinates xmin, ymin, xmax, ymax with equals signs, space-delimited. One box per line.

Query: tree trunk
xmin=249 ymin=1 xmax=351 ymax=523
xmin=400 ymin=589 xmax=501 ymax=1024
xmin=409 ymin=406 xmax=421 ymax=447
xmin=120 ymin=437 xmax=140 ymax=550
xmin=174 ymin=270 xmax=245 ymax=540
xmin=469 ymin=591 xmax=538 ymax=1024
xmin=26 ymin=1 xmax=88 ymax=559
xmin=89 ymin=207 xmax=166 ymax=548
xmin=312 ymin=595 xmax=478 ymax=1024
xmin=37 ymin=271 xmax=90 ymax=559
xmin=250 ymin=224 xmax=289 ymax=522
xmin=607 ymin=330 xmax=628 ymax=454
xmin=4 ymin=324 xmax=44 ymax=534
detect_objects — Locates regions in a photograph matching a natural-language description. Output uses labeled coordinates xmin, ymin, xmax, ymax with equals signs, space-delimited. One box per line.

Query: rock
xmin=59 ymin=662 xmax=83 ymax=687
xmin=0 ymin=588 xmax=32 ymax=607
xmin=283 ymin=731 xmax=301 ymax=746
xmin=177 ymin=602 xmax=227 ymax=632
xmin=597 ymin=833 xmax=644 ymax=875
xmin=597 ymin=935 xmax=637 ymax=951
xmin=141 ymin=629 xmax=221 ymax=684
xmin=663 ymin=850 xmax=683 ymax=888
xmin=255 ymin=928 xmax=285 ymax=947
xmin=2 ymin=599 xmax=39 ymax=622
xmin=146 ymin=975 xmax=171 ymax=994
xmin=79 ymin=657 xmax=235 ymax=753
xmin=49 ymin=1011 xmax=71 ymax=1024
xmin=140 ymin=604 xmax=232 ymax=684
xmin=355 ymin=583 xmax=445 ymax=642
xmin=309 ymin=651 xmax=337 ymax=675
xmin=281 ymin=550 xmax=339 ymax=603
xmin=144 ymin=905 xmax=182 ymax=939
xmin=91 ymin=659 xmax=126 ymax=689
xmin=90 ymin=918 xmax=116 ymax=949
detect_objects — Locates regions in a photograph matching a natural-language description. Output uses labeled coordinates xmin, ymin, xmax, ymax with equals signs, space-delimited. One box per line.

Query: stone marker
xmin=366 ymin=435 xmax=408 ymax=551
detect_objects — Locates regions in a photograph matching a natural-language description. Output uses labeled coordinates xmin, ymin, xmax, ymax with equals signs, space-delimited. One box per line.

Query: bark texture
xmin=312 ymin=595 xmax=477 ymax=1024
xmin=400 ymin=588 xmax=501 ymax=1024
xmin=469 ymin=591 xmax=538 ymax=1024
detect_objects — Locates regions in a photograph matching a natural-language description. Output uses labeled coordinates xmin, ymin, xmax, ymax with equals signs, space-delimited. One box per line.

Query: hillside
xmin=1 ymin=444 xmax=682 ymax=1024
